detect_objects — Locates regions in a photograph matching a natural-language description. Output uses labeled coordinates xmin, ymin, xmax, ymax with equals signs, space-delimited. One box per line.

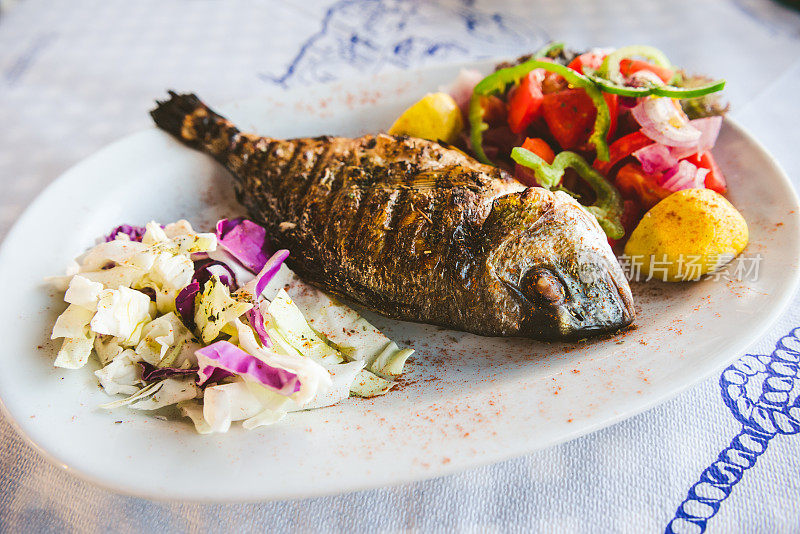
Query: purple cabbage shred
xmin=104 ymin=224 xmax=147 ymax=242
xmin=139 ymin=362 xmax=198 ymax=382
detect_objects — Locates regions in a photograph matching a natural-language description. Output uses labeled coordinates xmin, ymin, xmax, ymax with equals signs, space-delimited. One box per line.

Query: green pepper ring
xmin=598 ymin=45 xmax=672 ymax=85
xmin=586 ymin=73 xmax=726 ymax=99
xmin=511 ymin=147 xmax=625 ymax=240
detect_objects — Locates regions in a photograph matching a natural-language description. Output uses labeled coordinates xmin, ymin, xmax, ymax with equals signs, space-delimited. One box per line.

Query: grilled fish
xmin=151 ymin=92 xmax=635 ymax=340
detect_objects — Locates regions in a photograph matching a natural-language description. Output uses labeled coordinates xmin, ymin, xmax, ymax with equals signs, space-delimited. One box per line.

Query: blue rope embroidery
xmin=666 ymin=328 xmax=800 ymax=533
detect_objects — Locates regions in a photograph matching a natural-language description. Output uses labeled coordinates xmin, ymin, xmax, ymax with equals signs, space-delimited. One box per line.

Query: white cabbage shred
xmin=47 ymin=219 xmax=413 ymax=433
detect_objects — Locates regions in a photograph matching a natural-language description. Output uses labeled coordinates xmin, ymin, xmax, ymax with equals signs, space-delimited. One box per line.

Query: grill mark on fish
xmin=260 ymin=139 xmax=276 ymax=158
xmin=252 ymin=140 xmax=282 ymax=197
xmin=231 ymin=137 xmax=260 ymax=179
xmin=324 ymin=173 xmax=362 ymax=265
xmin=351 ymin=185 xmax=393 ymax=264
xmin=151 ymin=92 xmax=636 ymax=340
xmin=294 ymin=142 xmax=331 ymax=218
xmin=425 ymin=176 xmax=453 ymax=272
xmin=242 ymin=138 xmax=274 ymax=177
xmin=291 ymin=165 xmax=332 ymax=256
xmin=381 ymin=183 xmax=409 ymax=263
xmin=345 ymin=173 xmax=376 ymax=261
xmin=281 ymin=142 xmax=313 ymax=216
xmin=345 ymin=140 xmax=363 ymax=168
xmin=275 ymin=141 xmax=302 ymax=200
xmin=313 ymin=165 xmax=347 ymax=248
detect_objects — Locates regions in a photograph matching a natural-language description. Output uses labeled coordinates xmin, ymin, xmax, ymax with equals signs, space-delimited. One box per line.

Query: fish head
xmin=483 ymin=188 xmax=635 ymax=339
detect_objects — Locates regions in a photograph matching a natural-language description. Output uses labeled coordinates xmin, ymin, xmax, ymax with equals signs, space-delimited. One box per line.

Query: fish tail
xmin=150 ymin=91 xmax=242 ymax=163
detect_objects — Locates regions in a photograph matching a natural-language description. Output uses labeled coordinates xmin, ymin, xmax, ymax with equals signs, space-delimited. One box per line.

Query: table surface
xmin=1 ymin=0 xmax=800 ymax=532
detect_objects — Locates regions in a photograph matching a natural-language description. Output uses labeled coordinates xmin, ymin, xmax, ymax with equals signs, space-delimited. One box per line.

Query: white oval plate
xmin=0 ymin=61 xmax=798 ymax=502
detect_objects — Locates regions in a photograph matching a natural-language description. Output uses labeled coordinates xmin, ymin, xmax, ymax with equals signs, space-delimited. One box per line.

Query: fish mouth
xmin=554 ymin=266 xmax=636 ymax=339
xmin=511 ymin=257 xmax=635 ymax=340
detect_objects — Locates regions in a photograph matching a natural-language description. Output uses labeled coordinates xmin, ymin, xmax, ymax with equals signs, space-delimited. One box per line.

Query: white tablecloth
xmin=1 ymin=0 xmax=800 ymax=532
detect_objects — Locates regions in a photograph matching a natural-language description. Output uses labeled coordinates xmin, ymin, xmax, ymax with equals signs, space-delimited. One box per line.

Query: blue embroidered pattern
xmin=259 ymin=0 xmax=546 ymax=88
xmin=666 ymin=328 xmax=800 ymax=533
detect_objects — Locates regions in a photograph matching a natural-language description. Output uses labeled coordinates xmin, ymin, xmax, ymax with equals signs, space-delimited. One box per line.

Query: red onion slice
xmin=690 ymin=116 xmax=722 ymax=154
xmin=627 ymin=69 xmax=665 ymax=88
xmin=633 ymin=143 xmax=678 ymax=174
xmin=659 ymin=160 xmax=709 ymax=192
xmin=668 ymin=116 xmax=723 ymax=160
xmin=632 ymin=97 xmax=702 ymax=148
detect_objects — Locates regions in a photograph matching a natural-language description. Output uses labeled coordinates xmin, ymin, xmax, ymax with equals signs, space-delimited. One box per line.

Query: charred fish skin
xmin=151 ymin=91 xmax=635 ymax=340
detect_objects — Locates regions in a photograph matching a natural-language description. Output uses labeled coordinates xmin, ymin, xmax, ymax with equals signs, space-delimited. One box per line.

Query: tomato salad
xmin=452 ymin=43 xmax=728 ymax=244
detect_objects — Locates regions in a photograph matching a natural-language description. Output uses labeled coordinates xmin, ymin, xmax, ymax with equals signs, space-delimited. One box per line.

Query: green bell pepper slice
xmin=510 ymin=148 xmax=624 ymax=239
xmin=598 ymin=45 xmax=673 ymax=85
xmin=652 ymin=79 xmax=727 ymax=98
xmin=587 ymin=71 xmax=725 ymax=99
xmin=585 ymin=73 xmax=653 ymax=97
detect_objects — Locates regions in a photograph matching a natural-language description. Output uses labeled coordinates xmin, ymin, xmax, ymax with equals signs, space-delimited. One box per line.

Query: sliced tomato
xmin=565 ymin=52 xmax=619 ymax=138
xmin=514 ymin=138 xmax=556 ymax=187
xmin=686 ymin=152 xmax=727 ymax=194
xmin=542 ymin=89 xmax=594 ymax=150
xmin=594 ymin=131 xmax=653 ymax=175
xmin=541 ymin=88 xmax=619 ymax=152
xmin=604 ymin=92 xmax=619 ymax=139
xmin=620 ymin=59 xmax=674 ymax=84
xmin=521 ymin=137 xmax=555 ymax=163
xmin=615 ymin=162 xmax=672 ymax=210
xmin=567 ymin=51 xmax=606 ymax=75
xmin=507 ymin=71 xmax=544 ymax=134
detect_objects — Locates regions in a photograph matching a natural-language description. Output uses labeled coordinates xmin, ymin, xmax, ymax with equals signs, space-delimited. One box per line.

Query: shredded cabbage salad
xmin=47 ymin=218 xmax=413 ymax=433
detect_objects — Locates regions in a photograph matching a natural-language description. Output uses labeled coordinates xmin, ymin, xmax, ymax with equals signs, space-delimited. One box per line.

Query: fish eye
xmin=522 ymin=268 xmax=566 ymax=305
